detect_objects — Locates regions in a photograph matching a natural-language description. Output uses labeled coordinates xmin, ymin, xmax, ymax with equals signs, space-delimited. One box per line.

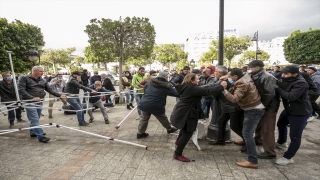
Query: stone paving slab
xmin=1 ymin=95 xmax=320 ymax=180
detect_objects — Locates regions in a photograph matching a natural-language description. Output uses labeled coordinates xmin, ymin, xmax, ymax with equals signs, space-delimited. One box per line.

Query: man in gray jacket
xmin=48 ymin=73 xmax=68 ymax=119
xmin=18 ymin=66 xmax=67 ymax=143
xmin=306 ymin=66 xmax=320 ymax=120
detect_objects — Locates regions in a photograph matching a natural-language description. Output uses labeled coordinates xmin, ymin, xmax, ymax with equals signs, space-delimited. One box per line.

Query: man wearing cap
xmin=306 ymin=66 xmax=320 ymax=120
xmin=247 ymin=60 xmax=280 ymax=159
xmin=137 ymin=71 xmax=179 ymax=139
xmin=274 ymin=65 xmax=312 ymax=165
xmin=65 ymin=71 xmax=98 ymax=126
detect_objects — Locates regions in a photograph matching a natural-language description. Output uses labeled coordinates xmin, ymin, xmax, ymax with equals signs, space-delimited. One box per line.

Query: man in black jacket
xmin=65 ymin=71 xmax=97 ymax=126
xmin=208 ymin=66 xmax=244 ymax=148
xmin=18 ymin=66 xmax=67 ymax=143
xmin=169 ymin=66 xmax=190 ymax=86
xmin=0 ymin=71 xmax=26 ymax=128
xmin=274 ymin=65 xmax=312 ymax=165
xmin=81 ymin=69 xmax=90 ymax=103
xmin=248 ymin=60 xmax=280 ymax=159
xmin=137 ymin=71 xmax=179 ymax=139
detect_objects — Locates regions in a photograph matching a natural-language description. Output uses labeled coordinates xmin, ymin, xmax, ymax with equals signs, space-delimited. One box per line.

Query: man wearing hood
xmin=306 ymin=66 xmax=320 ymax=120
xmin=137 ymin=71 xmax=179 ymax=139
xmin=247 ymin=60 xmax=280 ymax=159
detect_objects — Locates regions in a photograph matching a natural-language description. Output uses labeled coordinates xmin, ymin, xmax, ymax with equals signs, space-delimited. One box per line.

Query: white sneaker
xmin=275 ymin=142 xmax=288 ymax=149
xmin=307 ymin=116 xmax=316 ymax=122
xmin=275 ymin=157 xmax=294 ymax=166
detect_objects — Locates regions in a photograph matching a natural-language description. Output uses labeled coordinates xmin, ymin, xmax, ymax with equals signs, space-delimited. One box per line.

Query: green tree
xmin=198 ymin=46 xmax=218 ymax=65
xmin=84 ymin=16 xmax=156 ymax=93
xmin=175 ymin=59 xmax=189 ymax=71
xmin=154 ymin=44 xmax=188 ymax=68
xmin=0 ymin=18 xmax=45 ymax=72
xmin=283 ymin=28 xmax=320 ymax=64
xmin=239 ymin=50 xmax=270 ymax=67
xmin=40 ymin=47 xmax=75 ymax=73
xmin=201 ymin=36 xmax=252 ymax=68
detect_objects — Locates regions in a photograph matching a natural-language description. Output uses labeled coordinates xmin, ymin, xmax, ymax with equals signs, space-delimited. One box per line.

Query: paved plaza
xmin=0 ymin=94 xmax=320 ymax=180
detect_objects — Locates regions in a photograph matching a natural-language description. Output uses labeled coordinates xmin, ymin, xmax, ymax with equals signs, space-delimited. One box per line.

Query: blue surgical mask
xmin=227 ymin=78 xmax=234 ymax=84
xmin=6 ymin=76 xmax=13 ymax=81
xmin=247 ymin=70 xmax=252 ymax=74
xmin=152 ymin=76 xmax=157 ymax=79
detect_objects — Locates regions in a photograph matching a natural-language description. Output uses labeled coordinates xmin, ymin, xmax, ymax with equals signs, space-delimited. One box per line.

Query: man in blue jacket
xmin=137 ymin=71 xmax=180 ymax=139
xmin=275 ymin=65 xmax=312 ymax=165
xmin=87 ymin=81 xmax=116 ymax=124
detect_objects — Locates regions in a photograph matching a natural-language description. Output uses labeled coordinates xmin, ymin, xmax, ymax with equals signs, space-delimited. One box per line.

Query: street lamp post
xmin=189 ymin=59 xmax=195 ymax=67
xmin=251 ymin=31 xmax=262 ymax=60
xmin=6 ymin=46 xmax=40 ymax=106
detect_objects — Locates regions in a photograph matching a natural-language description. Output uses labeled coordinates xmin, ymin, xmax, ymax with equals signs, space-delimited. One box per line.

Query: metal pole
xmin=218 ymin=0 xmax=224 ymax=66
xmin=256 ymin=31 xmax=258 ymax=60
xmin=6 ymin=51 xmax=21 ymax=106
xmin=115 ymin=106 xmax=137 ymax=129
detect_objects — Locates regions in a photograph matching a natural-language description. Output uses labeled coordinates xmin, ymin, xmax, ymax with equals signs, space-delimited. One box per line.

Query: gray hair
xmin=100 ymin=73 xmax=107 ymax=79
xmin=94 ymin=81 xmax=102 ymax=85
xmin=32 ymin=66 xmax=43 ymax=72
xmin=216 ymin=65 xmax=228 ymax=75
xmin=1 ymin=71 xmax=11 ymax=76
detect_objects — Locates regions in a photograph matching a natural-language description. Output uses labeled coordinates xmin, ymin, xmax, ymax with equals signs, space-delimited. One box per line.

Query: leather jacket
xmin=225 ymin=74 xmax=262 ymax=109
xmin=250 ymin=69 xmax=280 ymax=112
xmin=65 ymin=76 xmax=92 ymax=95
xmin=18 ymin=75 xmax=61 ymax=100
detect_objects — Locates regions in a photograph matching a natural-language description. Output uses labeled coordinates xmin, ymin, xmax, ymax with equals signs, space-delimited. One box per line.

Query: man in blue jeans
xmin=223 ymin=68 xmax=265 ymax=169
xmin=18 ymin=66 xmax=67 ymax=143
xmin=65 ymin=71 xmax=97 ymax=126
xmin=274 ymin=65 xmax=312 ymax=165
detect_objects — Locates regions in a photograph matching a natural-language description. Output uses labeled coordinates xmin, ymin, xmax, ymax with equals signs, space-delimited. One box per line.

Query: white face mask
xmin=247 ymin=70 xmax=252 ymax=74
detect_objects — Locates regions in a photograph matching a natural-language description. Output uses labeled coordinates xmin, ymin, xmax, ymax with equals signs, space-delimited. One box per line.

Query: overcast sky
xmin=1 ymin=0 xmax=319 ymax=56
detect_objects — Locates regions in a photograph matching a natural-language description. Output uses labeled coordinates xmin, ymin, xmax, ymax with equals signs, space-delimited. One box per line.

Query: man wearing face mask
xmin=65 ymin=71 xmax=97 ymax=126
xmin=274 ymin=65 xmax=312 ymax=165
xmin=48 ymin=74 xmax=68 ymax=119
xmin=247 ymin=60 xmax=280 ymax=159
xmin=222 ymin=68 xmax=265 ymax=169
xmin=0 ymin=72 xmax=26 ymax=128
xmin=137 ymin=71 xmax=180 ymax=139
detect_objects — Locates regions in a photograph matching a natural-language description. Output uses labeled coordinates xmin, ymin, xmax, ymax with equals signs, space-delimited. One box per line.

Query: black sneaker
xmin=208 ymin=141 xmax=226 ymax=145
xmin=129 ymin=103 xmax=135 ymax=108
xmin=17 ymin=119 xmax=27 ymax=123
xmin=49 ymin=115 xmax=53 ymax=119
xmin=79 ymin=121 xmax=90 ymax=126
xmin=89 ymin=119 xmax=94 ymax=123
xmin=39 ymin=137 xmax=50 ymax=143
xmin=105 ymin=119 xmax=109 ymax=124
xmin=9 ymin=122 xmax=14 ymax=129
xmin=30 ymin=133 xmax=46 ymax=137
xmin=137 ymin=133 xmax=149 ymax=139
xmin=167 ymin=127 xmax=178 ymax=134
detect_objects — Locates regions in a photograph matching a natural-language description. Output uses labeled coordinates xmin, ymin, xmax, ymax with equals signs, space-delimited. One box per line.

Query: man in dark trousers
xmin=274 ymin=65 xmax=312 ymax=165
xmin=0 ymin=71 xmax=26 ymax=128
xmin=137 ymin=71 xmax=179 ymax=139
xmin=248 ymin=60 xmax=280 ymax=159
xmin=81 ymin=69 xmax=90 ymax=103
xmin=306 ymin=66 xmax=320 ymax=120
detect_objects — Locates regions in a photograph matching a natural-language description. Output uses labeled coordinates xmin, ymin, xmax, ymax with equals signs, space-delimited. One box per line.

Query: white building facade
xmin=247 ymin=36 xmax=289 ymax=65
xmin=184 ymin=29 xmax=239 ymax=65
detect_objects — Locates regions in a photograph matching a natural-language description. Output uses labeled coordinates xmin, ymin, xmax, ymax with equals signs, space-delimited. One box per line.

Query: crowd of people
xmin=1 ymin=60 xmax=319 ymax=169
